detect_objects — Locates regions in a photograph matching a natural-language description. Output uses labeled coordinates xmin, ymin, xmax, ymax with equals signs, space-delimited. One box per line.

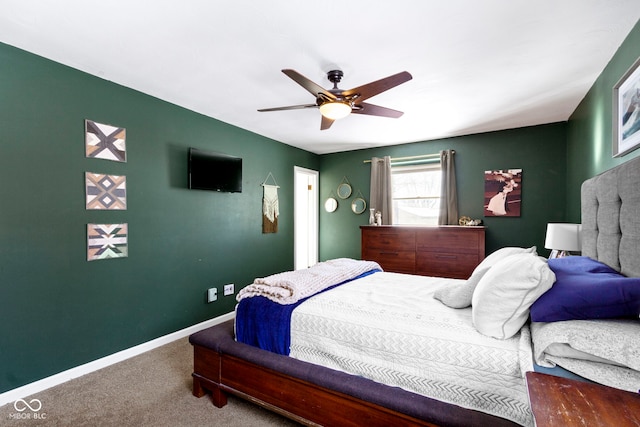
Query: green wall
xmin=566 ymin=19 xmax=640 ymax=220
xmin=0 ymin=43 xmax=318 ymax=393
xmin=319 ymin=123 xmax=568 ymax=261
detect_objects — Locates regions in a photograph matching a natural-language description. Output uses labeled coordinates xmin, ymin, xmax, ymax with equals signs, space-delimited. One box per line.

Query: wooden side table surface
xmin=526 ymin=371 xmax=640 ymax=427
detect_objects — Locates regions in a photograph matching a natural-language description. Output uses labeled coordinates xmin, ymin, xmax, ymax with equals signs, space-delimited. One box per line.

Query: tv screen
xmin=188 ymin=148 xmax=242 ymax=193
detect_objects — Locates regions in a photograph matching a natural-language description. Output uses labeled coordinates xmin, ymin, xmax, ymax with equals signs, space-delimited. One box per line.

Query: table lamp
xmin=544 ymin=223 xmax=582 ymax=258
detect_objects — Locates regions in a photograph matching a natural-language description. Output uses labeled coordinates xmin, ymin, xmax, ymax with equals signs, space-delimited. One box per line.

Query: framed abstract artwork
xmin=484 ymin=169 xmax=522 ymax=217
xmin=85 ymin=172 xmax=126 ymax=210
xmin=85 ymin=119 xmax=126 ymax=162
xmin=613 ymin=56 xmax=640 ymax=157
xmin=87 ymin=223 xmax=128 ymax=261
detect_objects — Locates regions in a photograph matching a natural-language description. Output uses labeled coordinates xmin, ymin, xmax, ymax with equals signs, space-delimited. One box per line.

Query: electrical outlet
xmin=207 ymin=287 xmax=217 ymax=303
xmin=223 ymin=283 xmax=234 ymax=296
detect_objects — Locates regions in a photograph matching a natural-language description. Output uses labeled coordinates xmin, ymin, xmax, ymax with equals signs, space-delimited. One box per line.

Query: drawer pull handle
xmin=380 ymin=252 xmax=399 ymax=256
xmin=435 ymin=254 xmax=457 ymax=259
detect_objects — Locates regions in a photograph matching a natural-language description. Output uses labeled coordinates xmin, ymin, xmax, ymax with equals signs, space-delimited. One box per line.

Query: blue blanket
xmin=235 ymin=269 xmax=380 ymax=355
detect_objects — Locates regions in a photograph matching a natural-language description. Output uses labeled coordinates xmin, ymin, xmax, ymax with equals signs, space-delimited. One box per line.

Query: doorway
xmin=294 ymin=166 xmax=319 ymax=270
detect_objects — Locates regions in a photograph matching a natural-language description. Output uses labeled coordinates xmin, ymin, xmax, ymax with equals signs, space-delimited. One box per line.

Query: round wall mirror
xmin=337 ymin=183 xmax=352 ymax=199
xmin=324 ymin=197 xmax=338 ymax=213
xmin=351 ymin=198 xmax=367 ymax=214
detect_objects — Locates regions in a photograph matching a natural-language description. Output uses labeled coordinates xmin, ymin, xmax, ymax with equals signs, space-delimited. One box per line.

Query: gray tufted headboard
xmin=581 ymin=155 xmax=640 ymax=277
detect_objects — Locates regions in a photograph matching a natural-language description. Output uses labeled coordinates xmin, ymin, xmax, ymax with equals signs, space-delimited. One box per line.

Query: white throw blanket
xmin=236 ymin=258 xmax=381 ymax=305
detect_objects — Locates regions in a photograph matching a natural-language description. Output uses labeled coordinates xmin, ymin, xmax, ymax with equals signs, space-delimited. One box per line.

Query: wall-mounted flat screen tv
xmin=188 ymin=147 xmax=242 ymax=193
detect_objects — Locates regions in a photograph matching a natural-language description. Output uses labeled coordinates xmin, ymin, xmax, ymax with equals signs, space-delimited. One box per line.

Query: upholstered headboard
xmin=581 ymin=155 xmax=640 ymax=277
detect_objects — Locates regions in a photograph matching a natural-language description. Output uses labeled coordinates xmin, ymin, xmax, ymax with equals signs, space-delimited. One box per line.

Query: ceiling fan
xmin=258 ymin=69 xmax=412 ymax=130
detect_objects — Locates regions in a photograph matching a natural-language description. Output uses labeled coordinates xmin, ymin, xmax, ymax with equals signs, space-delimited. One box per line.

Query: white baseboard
xmin=0 ymin=312 xmax=235 ymax=407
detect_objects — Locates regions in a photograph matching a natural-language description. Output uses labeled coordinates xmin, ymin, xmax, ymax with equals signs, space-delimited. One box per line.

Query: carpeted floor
xmin=0 ymin=338 xmax=300 ymax=426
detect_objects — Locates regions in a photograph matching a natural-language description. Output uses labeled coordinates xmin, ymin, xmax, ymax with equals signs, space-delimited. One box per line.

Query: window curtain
xmin=369 ymin=156 xmax=393 ymax=225
xmin=438 ymin=149 xmax=458 ymax=225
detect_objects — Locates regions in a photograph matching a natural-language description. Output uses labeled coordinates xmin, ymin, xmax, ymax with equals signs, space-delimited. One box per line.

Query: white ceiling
xmin=1 ymin=1 xmax=639 ymax=154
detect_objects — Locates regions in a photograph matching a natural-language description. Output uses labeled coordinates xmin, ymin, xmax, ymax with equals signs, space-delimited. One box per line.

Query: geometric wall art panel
xmin=85 ymin=119 xmax=126 ymax=162
xmin=87 ymin=223 xmax=128 ymax=261
xmin=85 ymin=172 xmax=127 ymax=210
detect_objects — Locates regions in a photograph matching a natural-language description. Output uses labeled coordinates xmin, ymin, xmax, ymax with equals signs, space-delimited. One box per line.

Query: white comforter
xmin=289 ymin=272 xmax=534 ymax=426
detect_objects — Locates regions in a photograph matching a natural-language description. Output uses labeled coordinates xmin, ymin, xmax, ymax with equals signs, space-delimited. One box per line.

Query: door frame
xmin=294 ymin=166 xmax=319 ymax=270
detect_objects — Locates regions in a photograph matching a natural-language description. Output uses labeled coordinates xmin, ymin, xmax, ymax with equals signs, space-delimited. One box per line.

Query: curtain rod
xmin=363 ymin=151 xmax=455 ymax=163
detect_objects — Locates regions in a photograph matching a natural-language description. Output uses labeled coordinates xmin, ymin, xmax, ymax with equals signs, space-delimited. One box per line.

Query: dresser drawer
xmin=416 ymin=229 xmax=480 ymax=253
xmin=416 ymin=252 xmax=479 ymax=279
xmin=363 ymin=249 xmax=416 ymax=274
xmin=361 ymin=228 xmax=416 ymax=251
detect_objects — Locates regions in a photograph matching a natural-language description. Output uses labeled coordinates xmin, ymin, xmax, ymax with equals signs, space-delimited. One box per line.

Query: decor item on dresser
xmin=85 ymin=119 xmax=126 ymax=162
xmin=459 ymin=215 xmax=482 ymax=226
xmin=484 ymin=169 xmax=522 ymax=217
xmin=191 ymin=156 xmax=640 ymax=427
xmin=85 ymin=172 xmax=127 ymax=210
xmin=360 ymin=225 xmax=485 ymax=279
xmin=261 ymin=173 xmax=279 ymax=234
xmin=613 ymin=55 xmax=640 ymax=157
xmin=544 ymin=223 xmax=581 ymax=258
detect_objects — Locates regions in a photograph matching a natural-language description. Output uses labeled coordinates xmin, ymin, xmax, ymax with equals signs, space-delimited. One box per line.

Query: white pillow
xmin=472 ymin=246 xmax=537 ymax=276
xmin=433 ymin=267 xmax=490 ymax=308
xmin=471 ymin=253 xmax=555 ymax=339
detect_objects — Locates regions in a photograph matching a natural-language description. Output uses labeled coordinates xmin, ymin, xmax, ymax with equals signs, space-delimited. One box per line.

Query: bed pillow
xmin=530 ymin=256 xmax=640 ymax=322
xmin=472 ymin=246 xmax=537 ymax=276
xmin=472 ymin=253 xmax=555 ymax=339
xmin=433 ymin=267 xmax=490 ymax=308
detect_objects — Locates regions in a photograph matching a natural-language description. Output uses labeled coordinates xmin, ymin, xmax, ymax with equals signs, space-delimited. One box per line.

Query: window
xmin=391 ymin=163 xmax=441 ymax=225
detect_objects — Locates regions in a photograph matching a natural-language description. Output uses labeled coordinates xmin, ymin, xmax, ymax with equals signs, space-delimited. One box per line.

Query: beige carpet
xmin=0 ymin=338 xmax=300 ymax=426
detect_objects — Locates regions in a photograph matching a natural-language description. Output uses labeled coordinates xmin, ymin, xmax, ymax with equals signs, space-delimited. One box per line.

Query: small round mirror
xmin=324 ymin=197 xmax=338 ymax=213
xmin=337 ymin=183 xmax=352 ymax=199
xmin=351 ymin=198 xmax=367 ymax=214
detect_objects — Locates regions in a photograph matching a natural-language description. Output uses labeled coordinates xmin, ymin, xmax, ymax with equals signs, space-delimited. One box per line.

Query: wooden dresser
xmin=360 ymin=225 xmax=485 ymax=279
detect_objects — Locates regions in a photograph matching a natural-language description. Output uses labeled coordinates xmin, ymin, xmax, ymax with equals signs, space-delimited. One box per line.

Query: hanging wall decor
xmin=85 ymin=119 xmax=126 ymax=162
xmin=613 ymin=55 xmax=640 ymax=157
xmin=85 ymin=172 xmax=127 ymax=210
xmin=351 ymin=189 xmax=367 ymax=214
xmin=87 ymin=223 xmax=128 ymax=261
xmin=484 ymin=169 xmax=522 ymax=217
xmin=337 ymin=176 xmax=352 ymax=199
xmin=262 ymin=173 xmax=279 ymax=233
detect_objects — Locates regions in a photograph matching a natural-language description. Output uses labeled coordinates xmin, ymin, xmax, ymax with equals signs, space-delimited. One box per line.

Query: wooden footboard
xmin=192 ymin=343 xmax=437 ymax=427
xmin=190 ymin=320 xmax=519 ymax=427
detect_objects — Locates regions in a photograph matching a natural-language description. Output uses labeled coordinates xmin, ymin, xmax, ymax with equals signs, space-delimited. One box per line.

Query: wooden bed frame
xmin=190 ymin=320 xmax=517 ymax=427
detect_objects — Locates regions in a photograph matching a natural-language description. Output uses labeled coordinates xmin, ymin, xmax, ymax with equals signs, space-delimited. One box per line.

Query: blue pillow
xmin=530 ymin=256 xmax=640 ymax=322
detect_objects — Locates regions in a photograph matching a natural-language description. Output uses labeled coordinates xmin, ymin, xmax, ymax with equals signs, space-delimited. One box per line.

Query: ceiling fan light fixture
xmin=319 ymin=101 xmax=351 ymax=120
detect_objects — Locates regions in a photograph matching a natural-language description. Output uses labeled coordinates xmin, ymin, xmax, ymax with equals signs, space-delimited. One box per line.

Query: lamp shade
xmin=319 ymin=101 xmax=351 ymax=120
xmin=544 ymin=223 xmax=582 ymax=252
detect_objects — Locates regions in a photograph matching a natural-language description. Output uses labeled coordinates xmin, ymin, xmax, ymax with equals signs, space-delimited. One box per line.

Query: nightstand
xmin=526 ymin=371 xmax=640 ymax=426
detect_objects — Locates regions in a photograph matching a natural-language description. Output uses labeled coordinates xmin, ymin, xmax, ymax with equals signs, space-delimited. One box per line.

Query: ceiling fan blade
xmin=342 ymin=71 xmax=412 ymax=102
xmin=258 ymin=104 xmax=318 ymax=112
xmin=320 ymin=115 xmax=335 ymax=130
xmin=352 ymin=102 xmax=404 ymax=118
xmin=282 ymin=69 xmax=336 ymax=100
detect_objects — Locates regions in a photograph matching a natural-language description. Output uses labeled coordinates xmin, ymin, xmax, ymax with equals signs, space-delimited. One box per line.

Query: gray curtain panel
xmin=438 ymin=149 xmax=458 ymax=225
xmin=369 ymin=156 xmax=393 ymax=225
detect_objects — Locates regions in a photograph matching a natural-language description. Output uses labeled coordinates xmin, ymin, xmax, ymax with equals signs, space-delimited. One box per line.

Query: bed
xmin=190 ymin=156 xmax=640 ymax=426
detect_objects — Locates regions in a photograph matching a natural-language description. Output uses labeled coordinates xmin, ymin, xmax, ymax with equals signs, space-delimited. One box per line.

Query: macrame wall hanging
xmin=261 ymin=172 xmax=279 ymax=233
